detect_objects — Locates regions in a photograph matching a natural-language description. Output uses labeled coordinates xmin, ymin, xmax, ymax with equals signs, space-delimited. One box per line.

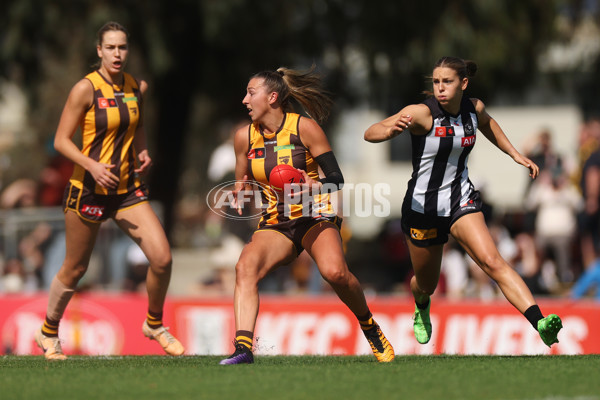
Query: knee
xmin=412 ymin=275 xmax=436 ymax=297
xmin=320 ymin=264 xmax=350 ymax=287
xmin=149 ymin=253 xmax=172 ymax=276
xmin=478 ymin=253 xmax=508 ymax=276
xmin=234 ymin=258 xmax=261 ymax=286
xmin=59 ymin=263 xmax=88 ymax=286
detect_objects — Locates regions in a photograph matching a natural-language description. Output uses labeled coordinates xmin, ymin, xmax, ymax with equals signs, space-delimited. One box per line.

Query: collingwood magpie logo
xmin=464 ymin=118 xmax=474 ymax=135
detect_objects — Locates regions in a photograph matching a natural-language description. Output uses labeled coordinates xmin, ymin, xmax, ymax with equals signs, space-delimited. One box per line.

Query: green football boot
xmin=537 ymin=314 xmax=562 ymax=347
xmin=413 ymin=301 xmax=432 ymax=344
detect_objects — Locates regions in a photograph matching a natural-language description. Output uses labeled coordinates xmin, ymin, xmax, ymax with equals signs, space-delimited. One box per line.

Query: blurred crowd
xmin=0 ymin=150 xmax=148 ymax=294
xmin=2 ymin=120 xmax=600 ymax=301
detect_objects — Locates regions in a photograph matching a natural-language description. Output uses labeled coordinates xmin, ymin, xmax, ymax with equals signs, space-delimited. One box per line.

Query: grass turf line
xmin=0 ymin=355 xmax=598 ymax=400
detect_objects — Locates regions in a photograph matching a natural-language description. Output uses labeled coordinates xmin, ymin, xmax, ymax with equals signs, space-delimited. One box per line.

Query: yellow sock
xmin=235 ymin=330 xmax=253 ymax=350
xmin=146 ymin=311 xmax=163 ymax=329
xmin=42 ymin=317 xmax=59 ymax=337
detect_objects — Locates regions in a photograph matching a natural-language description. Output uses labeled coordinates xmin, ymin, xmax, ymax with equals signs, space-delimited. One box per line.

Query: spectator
xmin=0 ymin=179 xmax=37 ymax=209
xmin=524 ymin=129 xmax=564 ymax=183
xmin=571 ymin=260 xmax=600 ymax=300
xmin=575 ymin=118 xmax=600 ymax=268
xmin=526 ymin=170 xmax=582 ymax=284
xmin=578 ymin=133 xmax=600 ymax=273
xmin=0 ymin=258 xmax=26 ymax=293
xmin=440 ymin=238 xmax=469 ymax=299
xmin=123 ymin=244 xmax=149 ymax=293
xmin=37 ymin=152 xmax=73 ymax=207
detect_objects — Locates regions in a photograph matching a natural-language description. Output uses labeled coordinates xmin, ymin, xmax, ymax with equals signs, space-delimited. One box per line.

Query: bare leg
xmin=233 ymin=231 xmax=296 ymax=332
xmin=451 ymin=212 xmax=536 ymax=313
xmin=115 ymin=203 xmax=172 ymax=314
xmin=304 ymin=222 xmax=395 ymax=362
xmin=56 ymin=211 xmax=101 ymax=288
xmin=36 ymin=211 xmax=100 ymax=360
xmin=303 ymin=222 xmax=369 ymax=317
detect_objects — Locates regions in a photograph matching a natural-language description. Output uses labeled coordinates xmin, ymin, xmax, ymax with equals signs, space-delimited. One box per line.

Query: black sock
xmin=524 ymin=305 xmax=544 ymax=329
xmin=357 ymin=311 xmax=375 ymax=331
xmin=416 ymin=298 xmax=430 ymax=310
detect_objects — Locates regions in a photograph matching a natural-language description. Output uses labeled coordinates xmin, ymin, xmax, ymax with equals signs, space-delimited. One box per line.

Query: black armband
xmin=315 ymin=151 xmax=344 ymax=191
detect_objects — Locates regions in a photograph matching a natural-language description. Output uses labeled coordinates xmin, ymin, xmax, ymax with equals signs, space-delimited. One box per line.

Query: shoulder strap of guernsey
xmin=459 ymin=97 xmax=476 ymax=137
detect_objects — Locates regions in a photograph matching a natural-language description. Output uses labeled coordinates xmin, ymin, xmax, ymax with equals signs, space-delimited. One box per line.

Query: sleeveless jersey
xmin=69 ymin=70 xmax=144 ymax=195
xmin=247 ymin=113 xmax=335 ymax=226
xmin=404 ymin=96 xmax=478 ymax=217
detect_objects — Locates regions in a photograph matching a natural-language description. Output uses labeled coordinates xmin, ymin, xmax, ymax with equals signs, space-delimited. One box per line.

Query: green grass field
xmin=1 ymin=355 xmax=598 ymax=400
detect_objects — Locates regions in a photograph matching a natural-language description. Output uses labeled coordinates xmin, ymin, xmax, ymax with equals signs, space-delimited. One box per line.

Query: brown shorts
xmin=63 ymin=182 xmax=149 ymax=223
xmin=257 ymin=215 xmax=342 ymax=255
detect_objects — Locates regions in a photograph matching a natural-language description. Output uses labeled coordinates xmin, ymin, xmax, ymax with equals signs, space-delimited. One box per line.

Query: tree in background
xmin=2 ymin=0 xmax=598 ymax=241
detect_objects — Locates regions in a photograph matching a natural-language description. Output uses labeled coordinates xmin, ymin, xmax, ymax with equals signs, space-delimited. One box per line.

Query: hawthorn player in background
xmin=364 ymin=56 xmax=562 ymax=348
xmin=35 ymin=21 xmax=184 ymax=359
xmin=220 ymin=67 xmax=394 ymax=364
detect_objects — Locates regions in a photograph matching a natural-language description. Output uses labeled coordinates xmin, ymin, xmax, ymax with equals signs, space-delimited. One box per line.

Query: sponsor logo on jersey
xmin=274 ymin=144 xmax=295 ymax=152
xmin=410 ymin=227 xmax=438 ymax=240
xmin=460 ymin=198 xmax=478 ymax=210
xmin=135 ymin=189 xmax=147 ymax=199
xmin=98 ymin=98 xmax=118 ymax=109
xmin=435 ymin=126 xmax=455 ymax=137
xmin=461 ymin=136 xmax=476 ymax=147
xmin=122 ymin=97 xmax=138 ymax=103
xmin=247 ymin=148 xmax=266 ymax=159
xmin=81 ymin=204 xmax=105 ymax=218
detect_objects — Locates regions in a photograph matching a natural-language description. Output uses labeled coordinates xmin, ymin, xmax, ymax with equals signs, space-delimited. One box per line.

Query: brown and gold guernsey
xmin=70 ymin=70 xmax=143 ymax=195
xmin=247 ymin=113 xmax=335 ymax=227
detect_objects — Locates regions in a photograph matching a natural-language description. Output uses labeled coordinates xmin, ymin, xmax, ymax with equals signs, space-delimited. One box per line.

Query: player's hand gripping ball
xmin=268 ymin=164 xmax=305 ymax=192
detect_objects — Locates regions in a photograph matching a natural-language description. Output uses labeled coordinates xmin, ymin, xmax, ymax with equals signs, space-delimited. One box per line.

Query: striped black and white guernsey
xmin=403 ymin=96 xmax=479 ymax=217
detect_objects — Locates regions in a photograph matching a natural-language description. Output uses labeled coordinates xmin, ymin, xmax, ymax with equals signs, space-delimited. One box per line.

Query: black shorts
xmin=401 ymin=190 xmax=483 ymax=247
xmin=256 ymin=215 xmax=342 ymax=255
xmin=63 ymin=182 xmax=149 ymax=223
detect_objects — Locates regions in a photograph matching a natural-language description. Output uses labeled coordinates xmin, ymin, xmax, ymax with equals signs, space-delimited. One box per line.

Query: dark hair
xmin=250 ymin=65 xmax=333 ymax=124
xmin=434 ymin=56 xmax=477 ymax=79
xmin=96 ymin=21 xmax=129 ymax=46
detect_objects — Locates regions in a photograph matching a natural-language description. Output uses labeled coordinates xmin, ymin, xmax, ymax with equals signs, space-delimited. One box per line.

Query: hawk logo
xmin=98 ymin=98 xmax=118 ymax=109
xmin=279 ymin=156 xmax=290 ymax=164
xmin=247 ymin=148 xmax=266 ymax=159
xmin=410 ymin=227 xmax=438 ymax=240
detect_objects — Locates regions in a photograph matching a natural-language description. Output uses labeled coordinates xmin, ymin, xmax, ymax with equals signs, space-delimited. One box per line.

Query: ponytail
xmin=251 ymin=65 xmax=333 ymax=124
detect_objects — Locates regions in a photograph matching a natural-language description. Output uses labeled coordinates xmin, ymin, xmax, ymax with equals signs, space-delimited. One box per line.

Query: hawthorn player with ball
xmin=365 ymin=56 xmax=562 ymax=348
xmin=220 ymin=67 xmax=395 ymax=364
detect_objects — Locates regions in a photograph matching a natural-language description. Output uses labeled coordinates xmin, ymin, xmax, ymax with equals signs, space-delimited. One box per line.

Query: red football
xmin=268 ymin=164 xmax=305 ymax=192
